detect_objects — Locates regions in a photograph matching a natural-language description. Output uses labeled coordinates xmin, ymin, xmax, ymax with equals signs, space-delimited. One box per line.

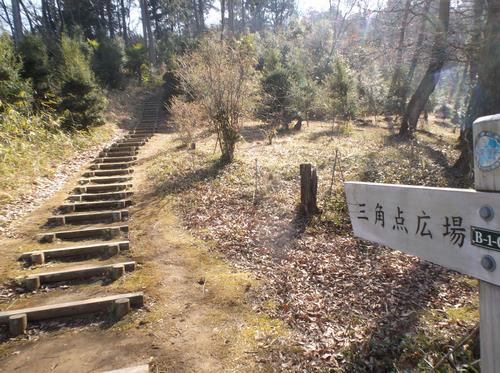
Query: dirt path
xmin=0 ymin=97 xmax=286 ymax=372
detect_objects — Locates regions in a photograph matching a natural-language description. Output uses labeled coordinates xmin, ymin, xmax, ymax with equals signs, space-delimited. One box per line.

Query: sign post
xmin=345 ymin=114 xmax=500 ymax=372
xmin=474 ymin=115 xmax=500 ymax=373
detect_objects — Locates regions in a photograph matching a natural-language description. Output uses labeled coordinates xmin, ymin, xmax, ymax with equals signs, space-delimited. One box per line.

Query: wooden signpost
xmin=345 ymin=114 xmax=500 ymax=372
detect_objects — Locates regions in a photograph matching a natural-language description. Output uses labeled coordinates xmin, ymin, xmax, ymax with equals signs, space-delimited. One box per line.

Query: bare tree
xmin=11 ymin=0 xmax=23 ymax=44
xmin=0 ymin=0 xmax=14 ymax=34
xmin=220 ymin=0 xmax=225 ymax=40
xmin=119 ymin=0 xmax=129 ymax=45
xmin=399 ymin=0 xmax=450 ymax=138
xmin=140 ymin=0 xmax=155 ymax=63
xmin=406 ymin=0 xmax=432 ymax=86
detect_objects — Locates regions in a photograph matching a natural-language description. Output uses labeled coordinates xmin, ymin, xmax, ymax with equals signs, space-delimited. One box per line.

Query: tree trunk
xmin=399 ymin=0 xmax=450 ymax=138
xmin=150 ymin=0 xmax=161 ymax=39
xmin=119 ymin=0 xmax=128 ymax=45
xmin=11 ymin=0 xmax=23 ymax=45
xmin=240 ymin=0 xmax=246 ymax=32
xmin=193 ymin=0 xmax=199 ymax=33
xmin=387 ymin=0 xmax=411 ymax=115
xmin=140 ymin=0 xmax=155 ymax=64
xmin=0 ymin=0 xmax=14 ymax=35
xmin=19 ymin=0 xmax=34 ymax=33
xmin=220 ymin=0 xmax=225 ymax=41
xmin=455 ymin=0 xmax=500 ymax=174
xmin=41 ymin=0 xmax=57 ymax=34
xmin=406 ymin=0 xmax=432 ymax=86
xmin=197 ymin=0 xmax=205 ymax=32
xmin=457 ymin=0 xmax=483 ymax=142
xmin=140 ymin=0 xmax=148 ymax=47
xmin=228 ymin=0 xmax=234 ymax=35
xmin=105 ymin=0 xmax=114 ymax=37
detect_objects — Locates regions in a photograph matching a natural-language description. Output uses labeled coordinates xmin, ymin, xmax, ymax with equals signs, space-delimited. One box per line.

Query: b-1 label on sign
xmin=471 ymin=226 xmax=500 ymax=251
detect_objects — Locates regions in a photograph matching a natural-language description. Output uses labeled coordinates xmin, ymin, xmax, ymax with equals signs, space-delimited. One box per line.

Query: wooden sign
xmin=345 ymin=182 xmax=500 ymax=285
xmin=344 ymin=114 xmax=500 ymax=372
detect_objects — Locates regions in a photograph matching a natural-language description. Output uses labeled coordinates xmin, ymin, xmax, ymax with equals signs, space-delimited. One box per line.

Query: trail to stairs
xmin=0 ymin=97 xmax=161 ymax=337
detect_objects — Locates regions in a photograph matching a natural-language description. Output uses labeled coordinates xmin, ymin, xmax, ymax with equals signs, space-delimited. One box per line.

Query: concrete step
xmin=94 ymin=156 xmax=137 ymax=164
xmin=0 ymin=292 xmax=144 ymax=335
xmin=90 ymin=161 xmax=136 ymax=170
xmin=19 ymin=241 xmax=130 ymax=264
xmin=48 ymin=210 xmax=128 ymax=226
xmin=37 ymin=225 xmax=128 ymax=243
xmin=69 ymin=191 xmax=133 ymax=202
xmin=75 ymin=183 xmax=132 ymax=194
xmin=21 ymin=261 xmax=137 ymax=290
xmin=79 ymin=176 xmax=133 ymax=185
xmin=60 ymin=199 xmax=132 ymax=213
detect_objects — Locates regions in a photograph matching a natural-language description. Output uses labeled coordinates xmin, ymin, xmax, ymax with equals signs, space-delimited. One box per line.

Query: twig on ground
xmin=253 ymin=159 xmax=259 ymax=205
xmin=433 ymin=323 xmax=479 ymax=371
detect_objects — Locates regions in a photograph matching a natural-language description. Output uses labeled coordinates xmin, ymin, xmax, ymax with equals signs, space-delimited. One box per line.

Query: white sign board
xmin=345 ymin=182 xmax=500 ymax=285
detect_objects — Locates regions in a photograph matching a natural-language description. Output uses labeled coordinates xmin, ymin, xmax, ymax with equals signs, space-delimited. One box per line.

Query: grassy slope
xmin=148 ymin=117 xmax=479 ymax=371
xmin=0 ymin=85 xmax=151 ymax=209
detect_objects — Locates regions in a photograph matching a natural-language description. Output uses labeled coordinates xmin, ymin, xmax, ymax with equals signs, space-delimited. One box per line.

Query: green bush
xmin=290 ymin=75 xmax=319 ymax=123
xmin=125 ymin=42 xmax=148 ymax=83
xmin=260 ymin=68 xmax=293 ymax=130
xmin=163 ymin=69 xmax=181 ymax=106
xmin=325 ymin=57 xmax=358 ymax=120
xmin=17 ymin=34 xmax=52 ymax=104
xmin=58 ymin=35 xmax=107 ymax=130
xmin=92 ymin=35 xmax=124 ymax=89
xmin=0 ymin=33 xmax=33 ymax=111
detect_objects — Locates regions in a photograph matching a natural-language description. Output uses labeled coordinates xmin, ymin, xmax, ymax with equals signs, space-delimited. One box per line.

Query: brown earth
xmin=0 ymin=101 xmax=286 ymax=372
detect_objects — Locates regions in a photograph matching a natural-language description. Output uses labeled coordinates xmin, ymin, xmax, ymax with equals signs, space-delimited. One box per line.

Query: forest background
xmin=0 ymin=0 xmax=499 ymax=370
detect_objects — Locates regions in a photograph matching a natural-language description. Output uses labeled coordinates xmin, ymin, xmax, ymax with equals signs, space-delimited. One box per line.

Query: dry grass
xmin=146 ymin=115 xmax=479 ymax=371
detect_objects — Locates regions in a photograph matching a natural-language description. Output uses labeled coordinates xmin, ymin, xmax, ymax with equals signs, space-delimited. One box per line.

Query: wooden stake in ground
xmin=473 ymin=114 xmax=500 ymax=373
xmin=300 ymin=163 xmax=320 ymax=216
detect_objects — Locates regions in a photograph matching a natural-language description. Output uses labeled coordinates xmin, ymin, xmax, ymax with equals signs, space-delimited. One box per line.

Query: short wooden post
xmin=109 ymin=264 xmax=125 ymax=281
xmin=24 ymin=276 xmax=41 ymax=291
xmin=473 ymin=114 xmax=500 ymax=372
xmin=31 ymin=252 xmax=45 ymax=265
xmin=9 ymin=314 xmax=27 ymax=337
xmin=113 ymin=298 xmax=131 ymax=320
xmin=300 ymin=163 xmax=320 ymax=216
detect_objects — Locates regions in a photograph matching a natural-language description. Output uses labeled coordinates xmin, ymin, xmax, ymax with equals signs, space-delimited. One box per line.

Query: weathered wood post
xmin=300 ymin=163 xmax=320 ymax=216
xmin=473 ymin=114 xmax=500 ymax=373
xmin=9 ymin=314 xmax=27 ymax=337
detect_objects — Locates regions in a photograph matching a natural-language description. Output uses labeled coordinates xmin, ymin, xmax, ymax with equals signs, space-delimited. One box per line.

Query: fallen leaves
xmin=148 ymin=119 xmax=479 ymax=371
